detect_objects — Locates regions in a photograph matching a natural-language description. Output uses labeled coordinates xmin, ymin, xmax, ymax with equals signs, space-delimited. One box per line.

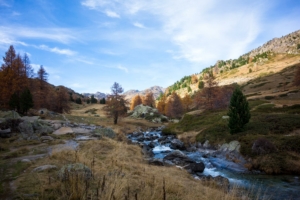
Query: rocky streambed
xmin=127 ymin=129 xmax=300 ymax=200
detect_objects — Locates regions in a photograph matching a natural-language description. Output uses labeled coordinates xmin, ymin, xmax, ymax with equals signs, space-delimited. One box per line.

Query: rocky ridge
xmin=247 ymin=29 xmax=300 ymax=57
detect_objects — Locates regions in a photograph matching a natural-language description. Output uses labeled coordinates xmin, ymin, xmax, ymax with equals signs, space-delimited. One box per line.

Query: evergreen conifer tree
xmin=20 ymin=88 xmax=34 ymax=114
xmin=228 ymin=86 xmax=251 ymax=134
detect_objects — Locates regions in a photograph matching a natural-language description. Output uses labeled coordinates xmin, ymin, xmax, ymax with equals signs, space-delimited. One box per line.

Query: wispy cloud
xmin=37 ymin=45 xmax=76 ymax=56
xmin=117 ymin=65 xmax=128 ymax=73
xmin=80 ymin=0 xmax=269 ymax=63
xmin=0 ymin=26 xmax=77 ymax=44
xmin=133 ymin=22 xmax=146 ymax=29
xmin=104 ymin=10 xmax=120 ymax=18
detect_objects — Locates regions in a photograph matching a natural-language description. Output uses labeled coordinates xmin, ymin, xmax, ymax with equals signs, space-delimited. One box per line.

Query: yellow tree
xmin=143 ymin=91 xmax=155 ymax=107
xmin=181 ymin=94 xmax=192 ymax=112
xmin=165 ymin=92 xmax=183 ymax=118
xmin=157 ymin=94 xmax=167 ymax=115
xmin=0 ymin=46 xmax=28 ymax=110
xmin=130 ymin=95 xmax=142 ymax=110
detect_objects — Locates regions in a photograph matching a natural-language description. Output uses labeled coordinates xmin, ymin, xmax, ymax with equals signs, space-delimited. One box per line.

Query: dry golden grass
xmin=14 ymin=139 xmax=259 ymax=200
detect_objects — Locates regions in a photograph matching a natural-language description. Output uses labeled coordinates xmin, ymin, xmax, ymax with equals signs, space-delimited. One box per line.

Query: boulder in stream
xmin=169 ymin=139 xmax=186 ymax=150
xmin=163 ymin=150 xmax=194 ymax=166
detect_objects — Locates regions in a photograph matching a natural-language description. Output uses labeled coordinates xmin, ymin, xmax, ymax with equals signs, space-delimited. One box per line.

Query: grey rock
xmin=52 ymin=123 xmax=62 ymax=130
xmin=58 ymin=163 xmax=91 ymax=180
xmin=185 ymin=162 xmax=205 ymax=173
xmin=163 ymin=150 xmax=194 ymax=166
xmin=18 ymin=121 xmax=37 ymax=140
xmin=0 ymin=128 xmax=11 ymax=138
xmin=92 ymin=127 xmax=115 ymax=138
xmin=148 ymin=158 xmax=164 ymax=166
xmin=72 ymin=127 xmax=91 ymax=134
xmin=32 ymin=165 xmax=57 ymax=172
xmin=170 ymin=139 xmax=185 ymax=150
xmin=142 ymin=144 xmax=154 ymax=157
xmin=21 ymin=116 xmax=40 ymax=123
xmin=53 ymin=127 xmax=74 ymax=135
xmin=203 ymin=140 xmax=210 ymax=148
xmin=21 ymin=159 xmax=31 ymax=163
xmin=0 ymin=110 xmax=20 ymax=119
xmin=40 ymin=136 xmax=54 ymax=142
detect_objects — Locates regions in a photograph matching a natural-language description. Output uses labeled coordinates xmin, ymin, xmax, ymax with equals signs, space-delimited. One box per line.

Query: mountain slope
xmin=123 ymin=86 xmax=165 ymax=101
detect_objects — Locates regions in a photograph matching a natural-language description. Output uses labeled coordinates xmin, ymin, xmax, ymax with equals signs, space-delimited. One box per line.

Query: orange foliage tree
xmin=103 ymin=82 xmax=128 ymax=124
xmin=0 ymin=45 xmax=29 ymax=109
xmin=165 ymin=92 xmax=183 ymax=118
xmin=143 ymin=91 xmax=155 ymax=107
xmin=157 ymin=94 xmax=167 ymax=115
xmin=130 ymin=95 xmax=142 ymax=110
xmin=181 ymin=94 xmax=192 ymax=112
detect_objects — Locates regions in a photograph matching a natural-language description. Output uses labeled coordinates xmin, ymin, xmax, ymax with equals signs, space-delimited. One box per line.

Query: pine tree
xmin=75 ymin=98 xmax=82 ymax=104
xmin=228 ymin=86 xmax=251 ymax=134
xmin=9 ymin=93 xmax=20 ymax=111
xmin=20 ymin=88 xmax=34 ymax=114
xmin=91 ymin=95 xmax=97 ymax=103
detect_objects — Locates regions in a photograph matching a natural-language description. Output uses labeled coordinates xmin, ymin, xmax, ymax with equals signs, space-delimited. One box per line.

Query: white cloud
xmin=0 ymin=26 xmax=77 ymax=44
xmin=133 ymin=22 xmax=146 ymax=29
xmin=117 ymin=65 xmax=128 ymax=73
xmin=104 ymin=10 xmax=120 ymax=18
xmin=37 ymin=45 xmax=76 ymax=56
xmin=80 ymin=0 xmax=271 ymax=64
xmin=12 ymin=11 xmax=20 ymax=16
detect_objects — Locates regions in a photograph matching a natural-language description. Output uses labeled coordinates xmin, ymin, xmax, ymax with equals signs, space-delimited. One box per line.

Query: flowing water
xmin=128 ymin=130 xmax=300 ymax=200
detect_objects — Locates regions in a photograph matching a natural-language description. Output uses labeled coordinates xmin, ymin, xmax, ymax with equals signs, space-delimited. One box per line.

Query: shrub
xmin=252 ymin=138 xmax=276 ymax=155
xmin=264 ymin=96 xmax=275 ymax=100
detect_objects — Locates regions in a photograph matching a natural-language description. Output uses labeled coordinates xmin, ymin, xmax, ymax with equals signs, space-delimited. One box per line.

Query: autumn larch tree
xmin=130 ymin=95 xmax=142 ymax=110
xmin=201 ymin=71 xmax=218 ymax=110
xmin=181 ymin=94 xmax=192 ymax=112
xmin=157 ymin=94 xmax=167 ymax=115
xmin=0 ymin=45 xmax=29 ymax=109
xmin=165 ymin=92 xmax=183 ymax=118
xmin=103 ymin=82 xmax=128 ymax=124
xmin=55 ymin=86 xmax=70 ymax=113
xmin=143 ymin=91 xmax=155 ymax=107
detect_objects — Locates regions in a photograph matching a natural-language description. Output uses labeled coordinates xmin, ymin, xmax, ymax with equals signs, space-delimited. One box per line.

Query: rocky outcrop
xmin=123 ymin=86 xmax=165 ymax=101
xmin=248 ymin=30 xmax=300 ymax=57
xmin=18 ymin=121 xmax=37 ymax=140
xmin=219 ymin=141 xmax=241 ymax=152
xmin=130 ymin=105 xmax=168 ymax=123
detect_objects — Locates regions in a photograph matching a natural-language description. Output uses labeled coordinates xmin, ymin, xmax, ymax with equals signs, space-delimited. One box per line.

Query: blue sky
xmin=0 ymin=0 xmax=299 ymax=93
